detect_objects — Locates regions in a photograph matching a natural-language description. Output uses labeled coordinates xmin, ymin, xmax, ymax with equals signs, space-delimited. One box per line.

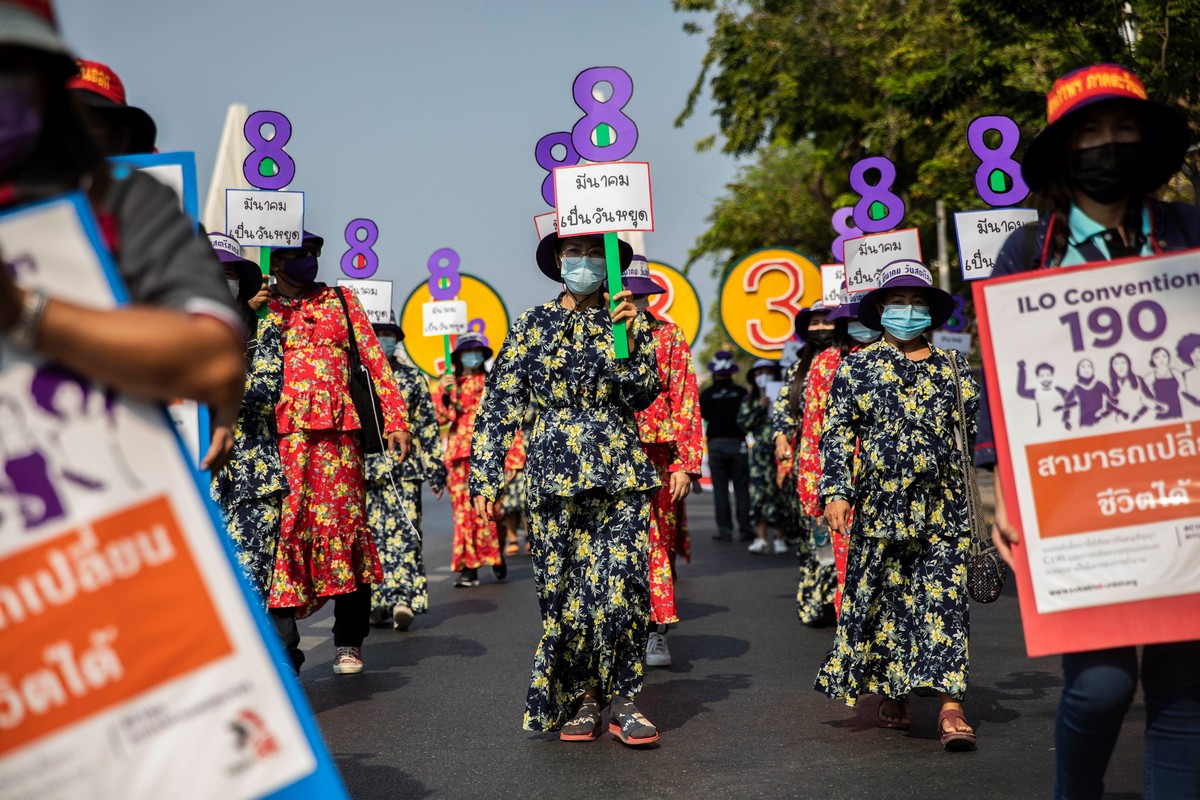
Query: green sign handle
xmin=593 ymin=121 xmax=629 ymax=360
xmin=257 ymin=247 xmax=270 ymax=319
xmin=443 ymin=335 xmax=453 ymax=373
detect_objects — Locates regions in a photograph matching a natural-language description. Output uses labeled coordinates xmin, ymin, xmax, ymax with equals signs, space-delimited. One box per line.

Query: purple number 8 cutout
xmin=427 ymin=248 xmax=462 ymax=301
xmin=571 ymin=66 xmax=638 ymax=163
xmin=968 ymin=115 xmax=1029 ymax=207
xmin=242 ymin=110 xmax=296 ymax=190
xmin=535 ymin=132 xmax=580 ymax=207
xmin=341 ymin=219 xmax=379 ymax=279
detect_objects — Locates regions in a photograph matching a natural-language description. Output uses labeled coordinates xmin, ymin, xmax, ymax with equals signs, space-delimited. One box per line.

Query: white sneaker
xmin=645 ymin=632 xmax=672 ymax=667
xmin=392 ymin=604 xmax=414 ymax=631
xmin=747 ymin=538 xmax=769 ymax=555
xmin=332 ymin=646 xmax=364 ymax=675
xmin=772 ymin=539 xmax=789 ymax=555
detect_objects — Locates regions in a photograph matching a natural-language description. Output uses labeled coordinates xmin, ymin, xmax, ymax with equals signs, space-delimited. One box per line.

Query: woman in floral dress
xmin=436 ymin=332 xmax=523 ymax=587
xmin=469 ymin=231 xmax=662 ymax=747
xmin=367 ymin=317 xmax=445 ymax=630
xmin=816 ymin=261 xmax=978 ymax=751
xmin=625 ymin=256 xmax=703 ymax=669
xmin=772 ymin=302 xmax=838 ymax=626
xmin=738 ymin=359 xmax=789 ymax=555
xmin=793 ymin=301 xmax=880 ymax=613
xmin=265 ymin=236 xmax=410 ymax=676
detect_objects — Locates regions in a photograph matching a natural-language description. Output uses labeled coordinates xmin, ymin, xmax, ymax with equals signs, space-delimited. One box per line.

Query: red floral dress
xmin=635 ymin=317 xmax=703 ymax=625
xmin=266 ymin=287 xmax=407 ymax=617
xmin=436 ymin=372 xmax=524 ymax=571
xmin=795 ymin=345 xmax=860 ymax=613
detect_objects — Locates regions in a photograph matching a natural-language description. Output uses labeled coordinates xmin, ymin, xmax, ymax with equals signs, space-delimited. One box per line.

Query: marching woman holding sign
xmin=265 ymin=235 xmax=411 ymax=676
xmin=794 ymin=301 xmax=879 ymax=611
xmin=625 ymin=255 xmax=703 ymax=668
xmin=367 ymin=316 xmax=445 ymax=630
xmin=738 ymin=359 xmax=790 ymax=555
xmin=982 ymin=65 xmax=1200 ymax=797
xmin=435 ymin=332 xmax=523 ymax=587
xmin=816 ymin=261 xmax=979 ymax=751
xmin=773 ymin=301 xmax=838 ymax=626
xmin=469 ymin=231 xmax=662 ymax=747
xmin=0 ymin=1 xmax=245 ymax=469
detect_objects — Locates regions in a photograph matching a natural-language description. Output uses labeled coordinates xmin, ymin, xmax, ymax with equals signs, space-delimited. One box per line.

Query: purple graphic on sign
xmin=467 ymin=317 xmax=489 ymax=347
xmin=536 ymin=131 xmax=581 ymax=208
xmin=341 ymin=219 xmax=379 ymax=279
xmin=831 ymin=207 xmax=862 ymax=263
xmin=944 ymin=295 xmax=969 ymax=333
xmin=427 ymin=248 xmax=462 ymax=300
xmin=850 ymin=155 xmax=905 ymax=233
xmin=570 ymin=66 xmax=638 ymax=162
xmin=242 ymin=110 xmax=296 ymax=190
xmin=968 ymin=115 xmax=1029 ymax=207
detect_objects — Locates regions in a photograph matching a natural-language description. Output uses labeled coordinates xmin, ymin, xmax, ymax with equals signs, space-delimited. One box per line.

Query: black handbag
xmin=948 ymin=354 xmax=1007 ymax=603
xmin=334 ymin=288 xmax=387 ymax=455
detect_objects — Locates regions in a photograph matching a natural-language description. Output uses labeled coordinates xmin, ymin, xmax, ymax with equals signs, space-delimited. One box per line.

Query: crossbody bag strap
xmin=333 ymin=287 xmax=364 ymax=364
xmin=947 ymin=352 xmax=985 ymax=552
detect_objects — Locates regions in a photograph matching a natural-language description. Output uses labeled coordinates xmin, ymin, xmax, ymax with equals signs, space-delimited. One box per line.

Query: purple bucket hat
xmin=451 ymin=331 xmax=493 ymax=364
xmin=372 ymin=310 xmax=405 ymax=343
xmin=708 ymin=350 xmax=739 ymax=376
xmin=793 ymin=300 xmax=832 ymax=336
xmin=825 ymin=298 xmax=867 ymax=322
xmin=858 ymin=260 xmax=956 ymax=331
xmin=209 ymin=233 xmax=261 ymax=297
xmin=535 ymin=231 xmax=634 ymax=282
xmin=622 ymin=255 xmax=666 ymax=295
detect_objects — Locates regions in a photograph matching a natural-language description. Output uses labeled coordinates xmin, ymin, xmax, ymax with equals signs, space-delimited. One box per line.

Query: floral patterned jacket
xmin=266 ymin=286 xmax=407 ymax=436
xmin=635 ymin=316 xmax=703 ymax=475
xmin=435 ymin=371 xmax=525 ymax=469
xmin=212 ymin=322 xmax=287 ymax=506
xmin=469 ymin=299 xmax=661 ymax=503
xmin=366 ymin=363 xmax=446 ymax=491
xmin=819 ymin=340 xmax=979 ymax=540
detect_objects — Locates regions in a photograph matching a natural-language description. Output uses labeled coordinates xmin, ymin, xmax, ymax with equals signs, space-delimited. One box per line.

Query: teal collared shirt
xmin=1060 ymin=204 xmax=1153 ymax=266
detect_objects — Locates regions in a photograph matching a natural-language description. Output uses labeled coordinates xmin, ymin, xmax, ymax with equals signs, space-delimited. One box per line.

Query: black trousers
xmin=708 ymin=438 xmax=752 ymax=537
xmin=270 ymin=583 xmax=372 ymax=671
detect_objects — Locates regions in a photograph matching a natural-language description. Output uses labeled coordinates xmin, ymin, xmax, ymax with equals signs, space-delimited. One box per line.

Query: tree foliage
xmin=674 ymin=0 xmax=1200 ymax=279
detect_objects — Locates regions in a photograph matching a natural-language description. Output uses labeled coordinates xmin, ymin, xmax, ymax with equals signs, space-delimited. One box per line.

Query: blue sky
xmin=57 ymin=0 xmax=737 ymax=336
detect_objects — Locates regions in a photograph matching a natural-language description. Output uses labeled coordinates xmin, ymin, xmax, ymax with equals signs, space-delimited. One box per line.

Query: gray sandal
xmin=559 ymin=698 xmax=602 ymax=742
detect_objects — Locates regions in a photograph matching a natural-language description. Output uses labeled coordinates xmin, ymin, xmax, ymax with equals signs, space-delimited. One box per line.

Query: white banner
xmin=336 ymin=279 xmax=393 ymax=325
xmin=553 ymin=161 xmax=654 ymax=237
xmin=422 ymin=300 xmax=468 ymax=336
xmin=820 ymin=264 xmax=847 ymax=307
xmin=533 ymin=211 xmax=558 ymax=241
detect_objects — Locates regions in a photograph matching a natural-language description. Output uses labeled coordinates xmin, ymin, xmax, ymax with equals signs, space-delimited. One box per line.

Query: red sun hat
xmin=68 ymin=59 xmax=157 ymax=153
xmin=1020 ymin=64 xmax=1190 ymax=195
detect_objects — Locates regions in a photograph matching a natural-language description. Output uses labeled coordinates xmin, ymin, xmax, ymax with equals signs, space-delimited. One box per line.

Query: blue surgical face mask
xmin=461 ymin=351 xmax=485 ymax=369
xmin=560 ymin=255 xmax=606 ymax=295
xmin=846 ymin=320 xmax=880 ymax=343
xmin=879 ymin=304 xmax=931 ymax=342
xmin=377 ymin=335 xmax=397 ymax=354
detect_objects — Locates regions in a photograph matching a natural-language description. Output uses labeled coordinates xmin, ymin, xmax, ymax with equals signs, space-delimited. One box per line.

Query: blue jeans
xmin=1056 ymin=641 xmax=1200 ymax=799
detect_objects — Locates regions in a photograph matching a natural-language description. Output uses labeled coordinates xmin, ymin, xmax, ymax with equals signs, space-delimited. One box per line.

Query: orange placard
xmin=1027 ymin=422 xmax=1200 ymax=539
xmin=718 ymin=248 xmax=822 ymax=360
xmin=0 ymin=496 xmax=232 ymax=756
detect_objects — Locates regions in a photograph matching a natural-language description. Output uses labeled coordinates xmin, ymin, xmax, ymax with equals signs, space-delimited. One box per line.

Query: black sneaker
xmin=454 ymin=568 xmax=480 ymax=588
xmin=492 ymin=555 xmax=508 ymax=582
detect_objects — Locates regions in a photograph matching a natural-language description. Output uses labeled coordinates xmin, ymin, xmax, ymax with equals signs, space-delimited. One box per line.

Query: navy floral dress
xmin=737 ymin=395 xmax=789 ymax=526
xmin=211 ymin=322 xmax=287 ymax=600
xmin=367 ymin=362 xmax=446 ymax=619
xmin=469 ymin=298 xmax=661 ymax=732
xmin=772 ymin=360 xmax=837 ymax=624
xmin=814 ymin=340 xmax=979 ymax=704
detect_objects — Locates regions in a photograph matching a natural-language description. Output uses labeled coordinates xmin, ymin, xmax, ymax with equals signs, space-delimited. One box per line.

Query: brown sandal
xmin=938 ymin=708 xmax=977 ymax=752
xmin=876 ymin=698 xmax=910 ymax=730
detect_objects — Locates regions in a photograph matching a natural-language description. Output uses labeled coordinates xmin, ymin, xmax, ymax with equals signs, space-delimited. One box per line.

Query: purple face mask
xmin=278 ymin=254 xmax=319 ymax=285
xmin=0 ymin=77 xmax=43 ymax=177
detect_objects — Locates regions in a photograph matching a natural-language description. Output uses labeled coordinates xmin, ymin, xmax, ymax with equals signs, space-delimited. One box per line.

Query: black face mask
xmin=277 ymin=255 xmax=319 ymax=286
xmin=806 ymin=330 xmax=834 ymax=349
xmin=1068 ymin=142 xmax=1147 ymax=204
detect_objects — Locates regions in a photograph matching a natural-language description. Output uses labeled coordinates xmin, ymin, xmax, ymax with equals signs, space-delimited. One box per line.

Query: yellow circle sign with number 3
xmin=719 ymin=247 xmax=822 ymax=360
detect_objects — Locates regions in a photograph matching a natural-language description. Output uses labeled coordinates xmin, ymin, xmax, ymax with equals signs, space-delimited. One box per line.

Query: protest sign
xmin=932 ymin=330 xmax=972 ymax=354
xmin=336 ymin=279 xmax=393 ymax=325
xmin=976 ymin=251 xmax=1200 ymax=657
xmin=645 ymin=260 xmax=702 ymax=346
xmin=0 ymin=194 xmax=345 ymax=798
xmin=534 ymin=211 xmax=558 ymax=240
xmin=225 ymin=190 xmax=304 ymax=249
xmin=719 ymin=247 xmax=822 ymax=360
xmin=955 ymin=208 xmax=1039 ymax=280
xmin=552 ymin=161 xmax=653 ymax=237
xmin=843 ymin=228 xmax=922 ymax=294
xmin=821 ymin=264 xmax=847 ymax=307
xmin=422 ymin=300 xmax=468 ymax=337
xmin=401 ymin=275 xmax=509 ymax=377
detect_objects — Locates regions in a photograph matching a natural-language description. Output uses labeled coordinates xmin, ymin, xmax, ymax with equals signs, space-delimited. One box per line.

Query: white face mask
xmin=226 ymin=279 xmax=241 ymax=298
xmin=754 ymin=374 xmax=770 ymax=388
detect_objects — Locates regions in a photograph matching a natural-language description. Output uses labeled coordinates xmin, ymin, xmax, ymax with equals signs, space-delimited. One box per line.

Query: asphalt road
xmin=296 ymin=475 xmax=1146 ymax=800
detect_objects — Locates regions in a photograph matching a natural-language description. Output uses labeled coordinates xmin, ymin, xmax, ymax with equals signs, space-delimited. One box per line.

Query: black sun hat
xmin=535 ymin=230 xmax=633 ymax=282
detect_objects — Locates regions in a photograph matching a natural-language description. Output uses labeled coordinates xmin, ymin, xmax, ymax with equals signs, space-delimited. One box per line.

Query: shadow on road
xmin=663 ymin=633 xmax=750 ymax=673
xmin=334 ymin=751 xmax=432 ymax=799
xmin=640 ymin=672 xmax=754 ymax=732
xmin=418 ymin=598 xmax=499 ymax=628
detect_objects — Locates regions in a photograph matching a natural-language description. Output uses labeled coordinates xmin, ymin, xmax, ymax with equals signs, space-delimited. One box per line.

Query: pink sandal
xmin=938 ymin=708 xmax=977 ymax=751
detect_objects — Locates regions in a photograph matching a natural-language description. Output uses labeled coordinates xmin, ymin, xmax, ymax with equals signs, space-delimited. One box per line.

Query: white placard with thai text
xmin=423 ymin=300 xmax=468 ymax=336
xmin=821 ymin=264 xmax=846 ymax=307
xmin=843 ymin=228 xmax=921 ymax=294
xmin=553 ymin=161 xmax=654 ymax=237
xmin=225 ymin=189 xmax=304 ymax=248
xmin=956 ymin=208 xmax=1039 ymax=280
xmin=337 ymin=279 xmax=394 ymax=325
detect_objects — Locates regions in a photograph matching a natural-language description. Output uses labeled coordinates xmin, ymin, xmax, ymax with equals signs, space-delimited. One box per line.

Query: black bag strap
xmin=333 ymin=287 xmax=364 ymax=365
xmin=1022 ymin=221 xmax=1040 ymax=271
